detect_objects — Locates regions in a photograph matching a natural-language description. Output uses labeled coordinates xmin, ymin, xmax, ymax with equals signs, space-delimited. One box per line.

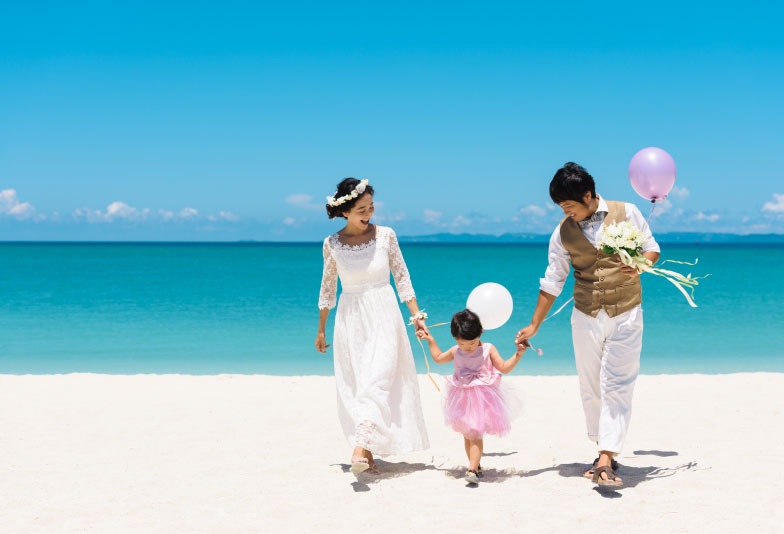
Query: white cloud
xmin=451 ymin=215 xmax=472 ymax=227
xmin=762 ymin=193 xmax=784 ymax=214
xmin=670 ymin=186 xmax=690 ymax=199
xmin=519 ymin=204 xmax=547 ymax=217
xmin=744 ymin=223 xmax=772 ymax=233
xmin=73 ymin=201 xmax=149 ymax=223
xmin=0 ymin=189 xmax=36 ymax=220
xmin=282 ymin=217 xmax=297 ymax=226
xmin=71 ymin=203 xmax=227 ymax=224
xmin=286 ymin=194 xmax=313 ymax=207
xmin=380 ymin=211 xmax=406 ymax=223
xmin=179 ymin=207 xmax=198 ymax=219
xmin=424 ymin=209 xmax=442 ymax=223
xmin=694 ymin=212 xmax=720 ymax=223
xmin=106 ymin=201 xmax=141 ymax=221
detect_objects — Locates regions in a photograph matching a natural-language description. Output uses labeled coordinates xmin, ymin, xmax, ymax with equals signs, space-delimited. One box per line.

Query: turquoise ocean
xmin=1 ymin=242 xmax=781 ymax=375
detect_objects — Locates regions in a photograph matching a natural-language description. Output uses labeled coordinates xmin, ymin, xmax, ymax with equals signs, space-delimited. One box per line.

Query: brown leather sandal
xmin=584 ymin=457 xmax=619 ymax=478
xmin=592 ymin=465 xmax=623 ymax=488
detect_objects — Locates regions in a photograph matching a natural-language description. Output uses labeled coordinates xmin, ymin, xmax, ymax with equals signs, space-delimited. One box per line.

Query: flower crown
xmin=326 ymin=179 xmax=369 ymax=207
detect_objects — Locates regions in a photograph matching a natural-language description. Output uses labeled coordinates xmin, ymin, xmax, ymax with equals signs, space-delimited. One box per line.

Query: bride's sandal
xmin=350 ymin=456 xmax=370 ymax=473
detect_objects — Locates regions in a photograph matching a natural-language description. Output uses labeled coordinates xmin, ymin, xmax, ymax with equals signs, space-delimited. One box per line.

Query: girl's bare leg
xmin=467 ymin=439 xmax=483 ymax=471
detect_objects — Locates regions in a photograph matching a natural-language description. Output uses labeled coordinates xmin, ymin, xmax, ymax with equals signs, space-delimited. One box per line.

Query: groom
xmin=516 ymin=162 xmax=660 ymax=488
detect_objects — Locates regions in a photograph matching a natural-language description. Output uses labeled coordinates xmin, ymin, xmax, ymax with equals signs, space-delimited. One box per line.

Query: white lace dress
xmin=319 ymin=226 xmax=429 ymax=456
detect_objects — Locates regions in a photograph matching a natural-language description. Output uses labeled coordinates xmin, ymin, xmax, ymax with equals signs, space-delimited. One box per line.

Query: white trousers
xmin=571 ymin=305 xmax=643 ymax=454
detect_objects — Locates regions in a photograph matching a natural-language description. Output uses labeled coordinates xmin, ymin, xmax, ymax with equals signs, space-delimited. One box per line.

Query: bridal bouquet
xmin=598 ymin=221 xmax=708 ymax=307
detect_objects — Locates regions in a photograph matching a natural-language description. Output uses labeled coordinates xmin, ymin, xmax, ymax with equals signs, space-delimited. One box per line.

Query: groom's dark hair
xmin=549 ymin=162 xmax=596 ymax=205
xmin=451 ymin=309 xmax=483 ymax=340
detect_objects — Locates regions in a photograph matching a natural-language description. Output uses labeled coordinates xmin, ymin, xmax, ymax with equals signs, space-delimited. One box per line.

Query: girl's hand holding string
xmin=416 ymin=329 xmax=434 ymax=342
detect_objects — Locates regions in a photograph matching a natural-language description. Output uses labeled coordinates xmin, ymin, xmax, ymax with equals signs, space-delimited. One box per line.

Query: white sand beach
xmin=1 ymin=373 xmax=781 ymax=533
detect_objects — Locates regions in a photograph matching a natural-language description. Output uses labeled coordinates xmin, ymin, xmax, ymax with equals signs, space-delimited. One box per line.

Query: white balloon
xmin=466 ymin=282 xmax=513 ymax=330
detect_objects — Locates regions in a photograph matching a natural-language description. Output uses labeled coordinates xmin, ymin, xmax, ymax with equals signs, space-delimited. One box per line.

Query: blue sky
xmin=1 ymin=1 xmax=783 ymax=240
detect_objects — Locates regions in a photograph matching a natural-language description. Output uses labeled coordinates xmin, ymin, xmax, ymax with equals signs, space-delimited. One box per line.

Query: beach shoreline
xmin=1 ymin=373 xmax=781 ymax=533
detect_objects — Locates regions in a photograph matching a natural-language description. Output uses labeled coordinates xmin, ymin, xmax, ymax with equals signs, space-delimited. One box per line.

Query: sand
xmin=1 ymin=373 xmax=782 ymax=533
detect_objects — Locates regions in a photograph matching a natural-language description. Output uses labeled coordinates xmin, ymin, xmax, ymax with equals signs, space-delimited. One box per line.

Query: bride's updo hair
xmin=325 ymin=177 xmax=375 ymax=219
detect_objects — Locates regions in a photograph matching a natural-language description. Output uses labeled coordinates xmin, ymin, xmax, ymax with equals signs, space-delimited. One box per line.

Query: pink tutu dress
xmin=443 ymin=342 xmax=522 ymax=439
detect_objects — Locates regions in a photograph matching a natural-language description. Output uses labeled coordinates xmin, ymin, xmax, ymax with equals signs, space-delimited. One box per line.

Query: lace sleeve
xmin=318 ymin=238 xmax=338 ymax=310
xmin=387 ymin=228 xmax=416 ymax=303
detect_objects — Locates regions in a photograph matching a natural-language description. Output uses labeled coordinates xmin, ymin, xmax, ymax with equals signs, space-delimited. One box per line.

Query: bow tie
xmin=578 ymin=211 xmax=607 ymax=228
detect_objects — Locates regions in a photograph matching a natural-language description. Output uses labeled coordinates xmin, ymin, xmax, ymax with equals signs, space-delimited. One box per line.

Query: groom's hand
xmin=515 ymin=323 xmax=538 ymax=345
xmin=620 ymin=264 xmax=640 ymax=278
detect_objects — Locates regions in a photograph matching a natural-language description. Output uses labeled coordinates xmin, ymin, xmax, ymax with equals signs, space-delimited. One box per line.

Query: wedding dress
xmin=319 ymin=226 xmax=429 ymax=456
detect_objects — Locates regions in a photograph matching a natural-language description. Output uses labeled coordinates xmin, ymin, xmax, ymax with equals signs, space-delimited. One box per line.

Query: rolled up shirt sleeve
xmin=626 ymin=203 xmax=661 ymax=254
xmin=539 ymin=225 xmax=571 ymax=298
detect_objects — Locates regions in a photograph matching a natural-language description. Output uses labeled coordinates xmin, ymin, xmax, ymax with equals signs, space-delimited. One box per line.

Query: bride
xmin=316 ymin=178 xmax=430 ymax=473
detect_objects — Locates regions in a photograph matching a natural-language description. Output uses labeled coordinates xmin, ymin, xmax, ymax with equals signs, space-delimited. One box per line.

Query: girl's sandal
xmin=592 ymin=465 xmax=623 ymax=488
xmin=349 ymin=456 xmax=370 ymax=473
xmin=476 ymin=465 xmax=484 ymax=478
xmin=367 ymin=462 xmax=380 ymax=474
xmin=464 ymin=469 xmax=480 ymax=484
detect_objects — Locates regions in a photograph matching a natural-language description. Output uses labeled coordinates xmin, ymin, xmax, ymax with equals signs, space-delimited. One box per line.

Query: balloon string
xmin=415 ymin=336 xmax=441 ymax=392
xmin=518 ymin=296 xmax=573 ymax=357
xmin=409 ymin=321 xmax=449 ymax=392
xmin=646 ymin=199 xmax=658 ymax=231
xmin=542 ymin=297 xmax=573 ymax=323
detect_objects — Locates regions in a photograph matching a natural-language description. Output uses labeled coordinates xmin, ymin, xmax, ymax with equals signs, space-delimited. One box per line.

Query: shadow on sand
xmin=518 ymin=457 xmax=701 ymax=498
xmin=334 ymin=460 xmax=442 ymax=492
xmin=633 ymin=449 xmax=679 ymax=457
xmin=334 ymin=450 xmax=701 ymax=494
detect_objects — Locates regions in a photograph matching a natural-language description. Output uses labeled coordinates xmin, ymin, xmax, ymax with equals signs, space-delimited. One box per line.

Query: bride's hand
xmin=413 ymin=317 xmax=430 ymax=336
xmin=315 ymin=332 xmax=331 ymax=353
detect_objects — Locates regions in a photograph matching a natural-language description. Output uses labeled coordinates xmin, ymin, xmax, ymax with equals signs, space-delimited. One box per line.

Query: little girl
xmin=418 ymin=309 xmax=524 ymax=484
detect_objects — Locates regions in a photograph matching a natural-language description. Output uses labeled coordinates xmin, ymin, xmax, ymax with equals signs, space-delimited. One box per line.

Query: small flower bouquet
xmin=599 ymin=221 xmax=652 ymax=274
xmin=598 ymin=221 xmax=708 ymax=307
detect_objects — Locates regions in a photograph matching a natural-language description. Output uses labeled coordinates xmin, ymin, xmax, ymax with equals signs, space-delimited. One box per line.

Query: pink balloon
xmin=628 ymin=147 xmax=676 ymax=202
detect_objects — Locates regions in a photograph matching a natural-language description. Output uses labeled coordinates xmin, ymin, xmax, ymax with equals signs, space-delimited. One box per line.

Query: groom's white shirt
xmin=539 ymin=195 xmax=660 ymax=298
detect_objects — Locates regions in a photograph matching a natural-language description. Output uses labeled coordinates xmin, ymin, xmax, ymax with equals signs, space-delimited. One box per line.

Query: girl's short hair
xmin=325 ymin=177 xmax=375 ymax=219
xmin=549 ymin=162 xmax=596 ymax=204
xmin=451 ymin=309 xmax=483 ymax=340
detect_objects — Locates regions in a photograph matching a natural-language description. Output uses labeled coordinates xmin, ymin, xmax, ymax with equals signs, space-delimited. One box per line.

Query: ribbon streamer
xmin=411 ymin=321 xmax=448 ymax=392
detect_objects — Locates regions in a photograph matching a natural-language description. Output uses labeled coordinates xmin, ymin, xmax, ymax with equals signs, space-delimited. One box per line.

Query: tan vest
xmin=560 ymin=200 xmax=642 ymax=318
